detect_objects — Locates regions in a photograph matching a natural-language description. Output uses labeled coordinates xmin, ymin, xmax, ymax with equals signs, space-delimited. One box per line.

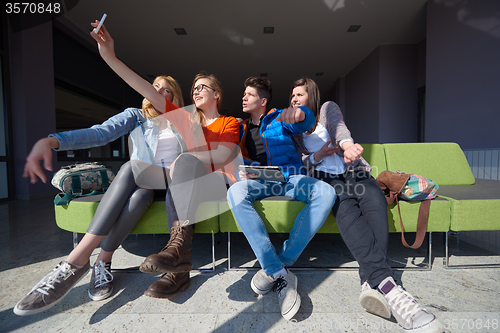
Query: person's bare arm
xmin=90 ymin=21 xmax=166 ymax=112
xmin=23 ymin=137 xmax=60 ymax=184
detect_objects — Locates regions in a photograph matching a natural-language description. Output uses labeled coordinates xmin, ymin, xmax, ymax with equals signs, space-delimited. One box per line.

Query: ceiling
xmin=58 ymin=0 xmax=427 ymax=122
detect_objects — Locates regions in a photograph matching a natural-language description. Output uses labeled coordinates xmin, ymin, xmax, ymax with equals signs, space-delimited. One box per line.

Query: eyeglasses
xmin=191 ymin=84 xmax=215 ymax=95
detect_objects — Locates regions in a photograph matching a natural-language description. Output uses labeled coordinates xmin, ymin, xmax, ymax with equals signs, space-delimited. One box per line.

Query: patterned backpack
xmin=52 ymin=162 xmax=115 ymax=205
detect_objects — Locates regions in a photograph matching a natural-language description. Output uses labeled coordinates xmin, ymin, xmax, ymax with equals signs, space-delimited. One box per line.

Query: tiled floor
xmin=1 ymin=194 xmax=499 ymax=332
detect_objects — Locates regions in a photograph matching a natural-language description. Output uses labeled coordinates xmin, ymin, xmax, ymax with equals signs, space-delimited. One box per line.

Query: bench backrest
xmin=383 ymin=142 xmax=475 ymax=185
xmin=360 ymin=143 xmax=387 ymax=178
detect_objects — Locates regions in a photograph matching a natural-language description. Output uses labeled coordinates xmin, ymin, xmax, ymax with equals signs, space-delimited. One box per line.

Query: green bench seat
xmin=55 ymin=194 xmax=219 ymax=234
xmin=383 ymin=142 xmax=500 ymax=268
xmin=54 ymin=142 xmax=499 ymax=270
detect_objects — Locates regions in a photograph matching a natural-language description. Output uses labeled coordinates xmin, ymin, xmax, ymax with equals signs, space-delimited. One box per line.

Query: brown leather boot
xmin=140 ymin=220 xmax=193 ymax=274
xmin=143 ymin=272 xmax=190 ymax=299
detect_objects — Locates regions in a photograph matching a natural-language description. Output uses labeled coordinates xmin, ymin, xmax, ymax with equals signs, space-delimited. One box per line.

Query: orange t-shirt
xmin=200 ymin=115 xmax=240 ymax=182
xmin=161 ymin=100 xmax=240 ymax=182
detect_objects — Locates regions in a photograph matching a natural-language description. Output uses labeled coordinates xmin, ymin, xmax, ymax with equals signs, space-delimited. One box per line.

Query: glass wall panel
xmin=0 ymin=162 xmax=7 ymax=199
xmin=0 ymin=56 xmax=5 ymax=156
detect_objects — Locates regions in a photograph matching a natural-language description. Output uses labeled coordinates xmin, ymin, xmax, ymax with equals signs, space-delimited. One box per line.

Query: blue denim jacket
xmin=50 ymin=107 xmax=186 ymax=164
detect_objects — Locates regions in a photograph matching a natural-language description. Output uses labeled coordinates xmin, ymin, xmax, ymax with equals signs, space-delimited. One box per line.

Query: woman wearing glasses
xmin=139 ymin=73 xmax=240 ymax=299
xmin=15 ymin=22 xmax=188 ymax=316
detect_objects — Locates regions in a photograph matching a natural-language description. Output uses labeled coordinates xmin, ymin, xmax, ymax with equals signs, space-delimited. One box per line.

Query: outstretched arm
xmin=276 ymin=106 xmax=315 ymax=133
xmin=90 ymin=21 xmax=166 ymax=113
xmin=23 ymin=137 xmax=60 ymax=184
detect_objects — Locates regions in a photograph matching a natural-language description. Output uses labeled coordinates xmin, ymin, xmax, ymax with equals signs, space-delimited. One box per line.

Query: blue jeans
xmin=227 ymin=175 xmax=337 ymax=276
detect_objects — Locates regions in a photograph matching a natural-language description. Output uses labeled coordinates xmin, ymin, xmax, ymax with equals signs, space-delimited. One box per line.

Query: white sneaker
xmin=360 ymin=281 xmax=391 ymax=318
xmin=272 ymin=269 xmax=301 ymax=320
xmin=378 ymin=277 xmax=445 ymax=332
xmin=251 ymin=269 xmax=275 ymax=295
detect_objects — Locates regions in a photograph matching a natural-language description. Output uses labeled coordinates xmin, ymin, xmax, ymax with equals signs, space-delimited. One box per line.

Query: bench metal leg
xmin=444 ymin=231 xmax=500 ymax=269
xmin=227 ymin=231 xmax=432 ymax=271
xmin=445 ymin=231 xmax=450 ymax=268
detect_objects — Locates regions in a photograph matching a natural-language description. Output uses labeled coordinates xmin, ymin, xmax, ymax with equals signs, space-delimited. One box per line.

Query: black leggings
xmin=86 ymin=161 xmax=169 ymax=252
xmin=314 ymin=170 xmax=393 ymax=287
xmin=166 ymin=154 xmax=232 ymax=229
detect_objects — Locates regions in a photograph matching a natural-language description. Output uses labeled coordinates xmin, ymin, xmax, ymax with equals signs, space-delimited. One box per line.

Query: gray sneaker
xmin=251 ymin=269 xmax=274 ymax=295
xmin=378 ymin=277 xmax=445 ymax=332
xmin=360 ymin=280 xmax=391 ymax=318
xmin=272 ymin=269 xmax=301 ymax=320
xmin=88 ymin=260 xmax=113 ymax=301
xmin=14 ymin=261 xmax=90 ymax=316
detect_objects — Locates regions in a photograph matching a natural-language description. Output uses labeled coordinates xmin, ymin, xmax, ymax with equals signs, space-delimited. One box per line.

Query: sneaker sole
xmin=360 ymin=290 xmax=391 ymax=319
xmin=282 ymin=292 xmax=301 ymax=321
xmin=139 ymin=261 xmax=192 ymax=274
xmin=281 ymin=275 xmax=301 ymax=321
xmin=13 ymin=267 xmax=90 ymax=316
xmin=88 ymin=286 xmax=114 ymax=301
xmin=143 ymin=280 xmax=190 ymax=299
xmin=250 ymin=280 xmax=273 ymax=295
xmin=400 ymin=317 xmax=446 ymax=333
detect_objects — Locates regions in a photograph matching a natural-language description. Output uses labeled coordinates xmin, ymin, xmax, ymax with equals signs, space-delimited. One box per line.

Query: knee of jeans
xmin=227 ymin=181 xmax=253 ymax=205
xmin=317 ymin=182 xmax=336 ymax=202
xmin=226 ymin=183 xmax=241 ymax=205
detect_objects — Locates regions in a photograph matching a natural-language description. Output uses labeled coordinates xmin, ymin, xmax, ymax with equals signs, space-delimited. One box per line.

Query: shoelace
xmin=160 ymin=272 xmax=178 ymax=285
xmin=272 ymin=277 xmax=288 ymax=295
xmin=94 ymin=260 xmax=113 ymax=288
xmin=33 ymin=262 xmax=75 ymax=296
xmin=160 ymin=227 xmax=184 ymax=252
xmin=386 ymin=286 xmax=423 ymax=322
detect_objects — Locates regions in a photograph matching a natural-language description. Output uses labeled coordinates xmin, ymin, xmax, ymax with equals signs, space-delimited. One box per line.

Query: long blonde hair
xmin=190 ymin=73 xmax=223 ymax=127
xmin=141 ymin=76 xmax=184 ymax=119
xmin=290 ymin=78 xmax=320 ymax=134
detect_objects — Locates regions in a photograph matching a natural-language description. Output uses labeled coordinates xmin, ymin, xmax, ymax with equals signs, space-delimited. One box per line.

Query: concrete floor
xmin=1 ymin=194 xmax=499 ymax=332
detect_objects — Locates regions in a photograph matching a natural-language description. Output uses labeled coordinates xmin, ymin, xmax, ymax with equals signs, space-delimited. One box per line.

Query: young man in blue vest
xmin=227 ymin=77 xmax=336 ymax=320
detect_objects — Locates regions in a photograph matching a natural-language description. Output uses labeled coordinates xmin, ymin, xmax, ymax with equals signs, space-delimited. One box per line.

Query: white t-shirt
xmin=154 ymin=126 xmax=180 ymax=167
xmin=303 ymin=123 xmax=346 ymax=175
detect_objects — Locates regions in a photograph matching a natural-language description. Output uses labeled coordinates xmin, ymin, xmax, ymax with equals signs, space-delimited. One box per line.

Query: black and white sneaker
xmin=88 ymin=260 xmax=113 ymax=301
xmin=378 ymin=277 xmax=445 ymax=332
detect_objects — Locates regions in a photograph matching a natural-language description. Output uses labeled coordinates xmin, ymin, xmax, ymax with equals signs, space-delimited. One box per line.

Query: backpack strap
xmin=54 ymin=190 xmax=103 ymax=206
xmin=395 ymin=197 xmax=430 ymax=249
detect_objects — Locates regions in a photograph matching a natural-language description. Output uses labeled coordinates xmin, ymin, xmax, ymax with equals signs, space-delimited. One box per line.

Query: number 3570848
xmin=6 ymin=3 xmax=61 ymax=14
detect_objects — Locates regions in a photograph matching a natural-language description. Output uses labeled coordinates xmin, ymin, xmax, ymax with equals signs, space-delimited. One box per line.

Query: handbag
xmin=376 ymin=170 xmax=439 ymax=249
xmin=51 ymin=162 xmax=115 ymax=205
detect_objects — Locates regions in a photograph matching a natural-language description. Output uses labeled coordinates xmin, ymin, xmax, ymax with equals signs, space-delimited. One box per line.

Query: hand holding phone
xmin=94 ymin=13 xmax=107 ymax=34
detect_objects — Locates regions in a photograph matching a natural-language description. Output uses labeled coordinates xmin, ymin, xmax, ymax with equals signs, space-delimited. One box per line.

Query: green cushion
xmin=386 ymin=198 xmax=450 ymax=232
xmin=383 ymin=143 xmax=475 ymax=185
xmin=218 ymin=198 xmax=332 ymax=233
xmin=360 ymin=143 xmax=387 ymax=178
xmin=438 ymin=179 xmax=500 ymax=231
xmin=219 ymin=196 xmax=449 ymax=233
xmin=54 ymin=194 xmax=219 ymax=234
